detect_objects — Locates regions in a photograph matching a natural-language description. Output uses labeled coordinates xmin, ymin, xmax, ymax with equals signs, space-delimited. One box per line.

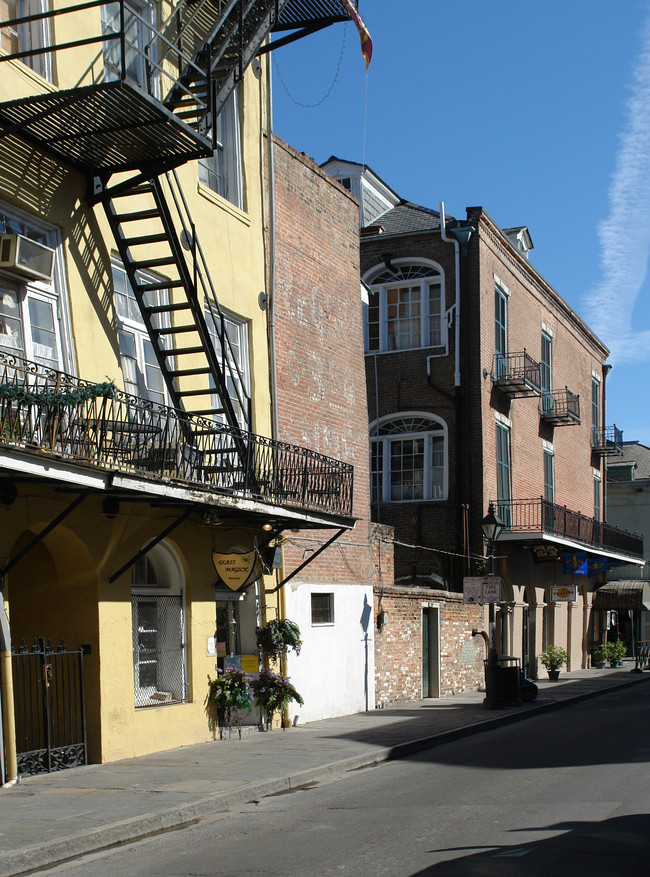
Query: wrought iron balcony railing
xmin=493 ymin=351 xmax=541 ymax=396
xmin=539 ymin=387 xmax=580 ymax=425
xmin=591 ymin=424 xmax=624 ymax=456
xmin=0 ymin=352 xmax=353 ymax=518
xmin=494 ymin=497 xmax=643 ymax=560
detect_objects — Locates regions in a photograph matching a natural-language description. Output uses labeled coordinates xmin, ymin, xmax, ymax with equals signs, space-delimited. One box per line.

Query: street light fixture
xmin=481 ymin=502 xmax=505 ymax=708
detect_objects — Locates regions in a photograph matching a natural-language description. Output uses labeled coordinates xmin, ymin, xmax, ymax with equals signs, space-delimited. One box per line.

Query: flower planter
xmin=548 ymin=669 xmax=560 ymax=681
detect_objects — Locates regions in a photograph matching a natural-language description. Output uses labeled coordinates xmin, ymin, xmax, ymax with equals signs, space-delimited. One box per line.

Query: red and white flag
xmin=341 ymin=0 xmax=373 ymax=68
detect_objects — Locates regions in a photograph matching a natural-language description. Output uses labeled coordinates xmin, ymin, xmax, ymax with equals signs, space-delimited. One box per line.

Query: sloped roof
xmin=609 ymin=442 xmax=650 ymax=480
xmin=362 ymin=201 xmax=444 ymax=238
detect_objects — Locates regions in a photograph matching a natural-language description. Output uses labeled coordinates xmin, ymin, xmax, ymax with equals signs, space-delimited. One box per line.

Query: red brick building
xmin=268 ymin=140 xmax=392 ymax=720
xmin=322 ymin=158 xmax=644 ymax=702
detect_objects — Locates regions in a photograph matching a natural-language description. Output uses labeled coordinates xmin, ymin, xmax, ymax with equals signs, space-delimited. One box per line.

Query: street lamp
xmin=481 ymin=502 xmax=505 ymax=708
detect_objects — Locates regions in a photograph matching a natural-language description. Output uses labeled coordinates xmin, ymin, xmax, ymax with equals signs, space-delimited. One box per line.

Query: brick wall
xmin=270 ymin=137 xmax=387 ymax=591
xmin=374 ymin=586 xmax=485 ymax=705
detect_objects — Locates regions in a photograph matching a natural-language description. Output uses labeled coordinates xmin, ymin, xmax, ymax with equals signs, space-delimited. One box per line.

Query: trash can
xmin=483 ymin=656 xmax=522 ymax=708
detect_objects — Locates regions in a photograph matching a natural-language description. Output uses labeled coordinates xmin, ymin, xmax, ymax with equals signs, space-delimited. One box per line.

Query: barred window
xmin=131 ymin=544 xmax=186 ymax=708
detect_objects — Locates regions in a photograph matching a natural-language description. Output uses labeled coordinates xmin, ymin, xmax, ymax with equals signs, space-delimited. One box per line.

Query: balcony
xmin=539 ymin=387 xmax=580 ymax=425
xmin=0 ymin=352 xmax=353 ymax=519
xmin=591 ymin=424 xmax=624 ymax=456
xmin=492 ymin=351 xmax=541 ymax=397
xmin=494 ymin=497 xmax=643 ymax=561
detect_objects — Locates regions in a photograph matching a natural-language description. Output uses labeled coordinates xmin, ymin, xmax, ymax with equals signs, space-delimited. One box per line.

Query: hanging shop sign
xmin=551 ymin=585 xmax=577 ymax=602
xmin=212 ymin=550 xmax=261 ymax=591
xmin=463 ymin=576 xmax=501 ymax=604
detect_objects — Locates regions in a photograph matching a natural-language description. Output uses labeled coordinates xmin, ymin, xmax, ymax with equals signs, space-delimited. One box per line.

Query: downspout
xmin=265 ymin=48 xmax=289 ymax=729
xmin=602 ymin=363 xmax=612 ymax=521
xmin=0 ymin=585 xmax=17 ymax=787
xmin=439 ymin=202 xmax=461 ymax=388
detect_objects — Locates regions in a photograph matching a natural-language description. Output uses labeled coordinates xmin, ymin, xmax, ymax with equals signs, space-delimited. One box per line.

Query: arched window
xmin=363 ymin=261 xmax=446 ymax=354
xmin=370 ymin=414 xmax=447 ymax=503
xmin=131 ymin=542 xmax=186 ymax=708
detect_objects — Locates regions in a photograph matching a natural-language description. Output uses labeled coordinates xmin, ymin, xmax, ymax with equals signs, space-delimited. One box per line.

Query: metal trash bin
xmin=484 ymin=656 xmax=522 ymax=708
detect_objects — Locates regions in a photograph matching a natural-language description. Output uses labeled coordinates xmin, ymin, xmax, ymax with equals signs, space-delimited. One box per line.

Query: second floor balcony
xmin=591 ymin=424 xmax=624 ymax=456
xmin=0 ymin=352 xmax=354 ymax=520
xmin=492 ymin=351 xmax=541 ymax=397
xmin=539 ymin=387 xmax=580 ymax=426
xmin=494 ymin=497 xmax=643 ymax=561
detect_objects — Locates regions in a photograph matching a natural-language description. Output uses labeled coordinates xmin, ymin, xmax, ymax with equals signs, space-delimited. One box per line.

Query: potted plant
xmin=256 ymin=619 xmax=302 ymax=662
xmin=608 ymin=640 xmax=627 ymax=668
xmin=205 ymin=668 xmax=253 ymax=739
xmin=539 ymin=644 xmax=569 ymax=680
xmin=252 ymin=670 xmax=304 ymax=729
xmin=590 ymin=642 xmax=608 ymax=669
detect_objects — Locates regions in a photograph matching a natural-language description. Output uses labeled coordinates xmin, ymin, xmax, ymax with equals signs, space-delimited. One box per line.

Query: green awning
xmin=594 ymin=581 xmax=650 ymax=611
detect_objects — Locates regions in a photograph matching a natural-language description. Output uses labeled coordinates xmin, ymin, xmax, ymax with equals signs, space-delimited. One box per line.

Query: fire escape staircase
xmin=0 ymin=0 xmax=359 ymax=478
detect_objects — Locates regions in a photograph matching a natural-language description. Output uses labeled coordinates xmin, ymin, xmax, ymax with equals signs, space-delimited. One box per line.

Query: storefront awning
xmin=593 ymin=581 xmax=650 ymax=611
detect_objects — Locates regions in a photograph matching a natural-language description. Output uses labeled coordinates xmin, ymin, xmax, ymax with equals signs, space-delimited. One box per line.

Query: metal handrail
xmin=493 ymin=497 xmax=643 ymax=559
xmin=591 ymin=424 xmax=623 ymax=452
xmin=539 ymin=386 xmax=580 ymax=422
xmin=492 ymin=350 xmax=541 ymax=391
xmin=0 ymin=352 xmax=353 ymax=517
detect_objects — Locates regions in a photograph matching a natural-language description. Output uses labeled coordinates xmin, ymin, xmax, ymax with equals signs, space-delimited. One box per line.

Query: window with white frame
xmin=1 ymin=0 xmax=52 ymax=81
xmin=371 ymin=414 xmax=447 ymax=503
xmin=131 ymin=542 xmax=186 ymax=708
xmin=204 ymin=304 xmax=250 ymax=430
xmin=112 ymin=258 xmax=168 ymax=405
xmin=0 ymin=206 xmax=65 ymax=370
xmin=198 ymin=88 xmax=243 ymax=209
xmin=364 ymin=262 xmax=445 ymax=354
xmin=311 ymin=592 xmax=334 ymax=625
xmin=102 ymin=0 xmax=158 ymax=92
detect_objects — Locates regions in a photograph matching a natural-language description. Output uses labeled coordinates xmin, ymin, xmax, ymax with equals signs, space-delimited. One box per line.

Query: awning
xmin=593 ymin=581 xmax=650 ymax=611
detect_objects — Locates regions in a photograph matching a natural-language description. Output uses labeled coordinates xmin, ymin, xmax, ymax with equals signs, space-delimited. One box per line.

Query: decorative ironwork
xmin=591 ymin=424 xmax=624 ymax=456
xmin=492 ymin=351 xmax=541 ymax=396
xmin=0 ymin=351 xmax=354 ymax=517
xmin=12 ymin=636 xmax=87 ymax=778
xmin=539 ymin=387 xmax=580 ymax=425
xmin=493 ymin=497 xmax=643 ymax=560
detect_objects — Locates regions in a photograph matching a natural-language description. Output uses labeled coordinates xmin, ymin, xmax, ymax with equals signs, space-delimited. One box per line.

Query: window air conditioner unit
xmin=0 ymin=234 xmax=55 ymax=282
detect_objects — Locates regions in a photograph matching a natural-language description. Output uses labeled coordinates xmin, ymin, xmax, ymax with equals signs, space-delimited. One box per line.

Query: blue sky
xmin=270 ymin=0 xmax=649 ymax=445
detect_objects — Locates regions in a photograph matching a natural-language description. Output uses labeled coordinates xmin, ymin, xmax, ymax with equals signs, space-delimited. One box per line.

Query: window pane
xmin=428 ymin=283 xmax=442 ymax=346
xmin=311 ymin=593 xmax=334 ymax=625
xmin=0 ymin=287 xmax=24 ymax=352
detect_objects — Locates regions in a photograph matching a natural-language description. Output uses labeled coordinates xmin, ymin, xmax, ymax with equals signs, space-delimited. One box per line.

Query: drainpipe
xmin=439 ymin=202 xmax=461 ymax=388
xmin=602 ymin=363 xmax=612 ymax=521
xmin=0 ymin=586 xmax=17 ymax=787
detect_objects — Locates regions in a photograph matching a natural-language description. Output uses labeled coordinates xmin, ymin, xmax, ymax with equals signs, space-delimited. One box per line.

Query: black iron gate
xmin=12 ymin=637 xmax=87 ymax=777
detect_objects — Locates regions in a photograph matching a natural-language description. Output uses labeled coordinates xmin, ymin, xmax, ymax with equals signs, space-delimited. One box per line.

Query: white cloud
xmin=584 ymin=12 xmax=650 ymax=364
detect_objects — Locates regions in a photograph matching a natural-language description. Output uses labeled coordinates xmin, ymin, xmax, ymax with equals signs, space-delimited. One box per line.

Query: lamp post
xmin=481 ymin=502 xmax=505 ymax=709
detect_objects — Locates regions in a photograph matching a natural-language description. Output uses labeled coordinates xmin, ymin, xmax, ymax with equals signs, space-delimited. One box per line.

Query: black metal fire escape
xmin=0 ymin=0 xmax=358 ymax=455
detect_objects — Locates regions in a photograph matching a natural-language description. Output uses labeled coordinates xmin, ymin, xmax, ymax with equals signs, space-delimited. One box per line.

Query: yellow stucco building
xmin=0 ymin=0 xmax=358 ymax=781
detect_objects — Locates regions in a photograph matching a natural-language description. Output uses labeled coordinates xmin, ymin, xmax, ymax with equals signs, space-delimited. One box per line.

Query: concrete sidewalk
xmin=1 ymin=666 xmax=648 ymax=877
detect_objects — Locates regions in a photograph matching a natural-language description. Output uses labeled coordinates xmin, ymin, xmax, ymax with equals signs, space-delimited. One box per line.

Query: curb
xmin=2 ymin=673 xmax=649 ymax=877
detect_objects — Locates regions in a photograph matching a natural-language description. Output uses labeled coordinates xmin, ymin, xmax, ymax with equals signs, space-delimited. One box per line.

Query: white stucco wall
xmin=284 ymin=582 xmax=375 ymax=724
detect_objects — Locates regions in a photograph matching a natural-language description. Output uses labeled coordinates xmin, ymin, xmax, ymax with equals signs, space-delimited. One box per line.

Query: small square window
xmin=311 ymin=593 xmax=334 ymax=625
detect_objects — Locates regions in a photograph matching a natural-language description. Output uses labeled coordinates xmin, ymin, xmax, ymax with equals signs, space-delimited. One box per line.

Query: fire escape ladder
xmin=162 ymin=0 xmax=291 ymax=135
xmin=99 ymin=171 xmax=252 ymax=473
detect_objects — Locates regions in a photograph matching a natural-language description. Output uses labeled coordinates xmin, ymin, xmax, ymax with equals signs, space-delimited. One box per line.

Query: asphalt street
xmin=39 ymin=683 xmax=650 ymax=877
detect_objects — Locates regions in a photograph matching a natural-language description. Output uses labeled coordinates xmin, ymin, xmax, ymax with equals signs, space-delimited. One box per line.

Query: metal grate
xmin=132 ymin=595 xmax=186 ymax=708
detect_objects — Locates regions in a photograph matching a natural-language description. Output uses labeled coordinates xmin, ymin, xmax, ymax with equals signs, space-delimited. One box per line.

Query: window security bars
xmin=132 ymin=594 xmax=185 ymax=708
xmin=0 ymin=350 xmax=354 ymax=517
xmin=492 ymin=497 xmax=643 ymax=560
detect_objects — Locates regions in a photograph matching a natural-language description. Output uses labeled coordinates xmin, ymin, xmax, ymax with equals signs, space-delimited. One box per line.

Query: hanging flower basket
xmin=256 ymin=619 xmax=302 ymax=661
xmin=253 ymin=670 xmax=304 ymax=729
xmin=206 ymin=668 xmax=253 ymax=739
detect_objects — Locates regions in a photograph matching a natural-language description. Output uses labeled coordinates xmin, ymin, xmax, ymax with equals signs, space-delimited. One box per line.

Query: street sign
xmin=551 ymin=584 xmax=577 ymax=602
xmin=463 ymin=576 xmax=501 ymax=604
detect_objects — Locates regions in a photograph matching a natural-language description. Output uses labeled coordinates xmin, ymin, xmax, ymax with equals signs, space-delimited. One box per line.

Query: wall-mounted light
xmin=102 ymin=497 xmax=120 ymax=519
xmin=202 ymin=510 xmax=222 ymax=526
xmin=262 ymin=522 xmax=274 ymax=531
xmin=377 ymin=610 xmax=388 ymax=630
